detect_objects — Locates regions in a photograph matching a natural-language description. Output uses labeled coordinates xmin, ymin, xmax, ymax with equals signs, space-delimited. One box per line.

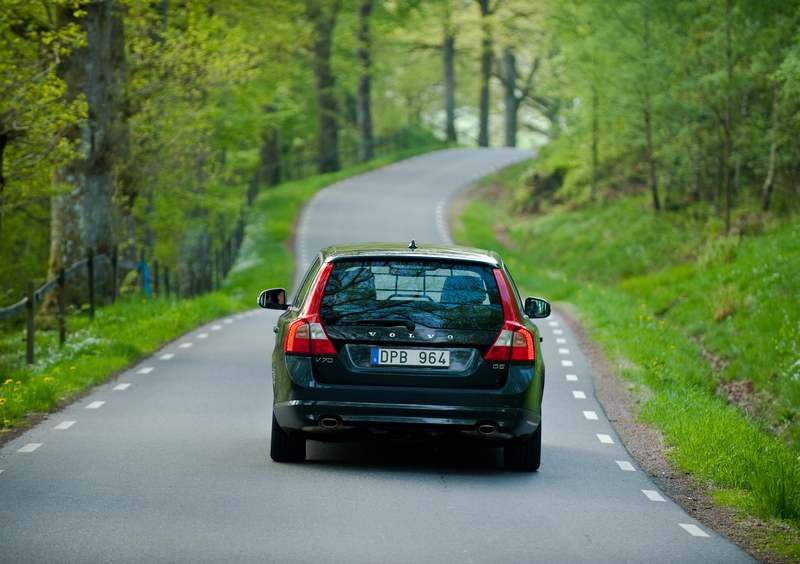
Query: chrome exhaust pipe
xmin=320 ymin=417 xmax=340 ymax=429
xmin=477 ymin=424 xmax=497 ymax=436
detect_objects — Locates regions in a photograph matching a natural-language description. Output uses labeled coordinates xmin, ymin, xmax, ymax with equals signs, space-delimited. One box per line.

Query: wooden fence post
xmin=154 ymin=260 xmax=159 ymax=296
xmin=58 ymin=269 xmax=66 ymax=346
xmin=26 ymin=281 xmax=35 ymax=364
xmin=112 ymin=246 xmax=118 ymax=304
xmin=164 ymin=265 xmax=171 ymax=298
xmin=88 ymin=247 xmax=95 ymax=319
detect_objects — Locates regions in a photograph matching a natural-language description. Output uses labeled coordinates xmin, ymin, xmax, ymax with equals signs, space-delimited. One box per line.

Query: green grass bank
xmin=454 ymin=161 xmax=800 ymax=555
xmin=0 ymin=142 xmax=446 ymax=432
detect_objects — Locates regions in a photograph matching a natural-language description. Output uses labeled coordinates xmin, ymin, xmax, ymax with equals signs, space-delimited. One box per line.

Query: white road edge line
xmin=616 ymin=461 xmax=636 ymax=471
xmin=86 ymin=401 xmax=105 ymax=409
xmin=17 ymin=443 xmax=42 ymax=453
xmin=642 ymin=490 xmax=666 ymax=502
xmin=54 ymin=421 xmax=76 ymax=430
xmin=597 ymin=434 xmax=614 ymax=444
xmin=113 ymin=383 xmax=132 ymax=391
xmin=679 ymin=524 xmax=710 ymax=537
xmin=137 ymin=367 xmax=154 ymax=374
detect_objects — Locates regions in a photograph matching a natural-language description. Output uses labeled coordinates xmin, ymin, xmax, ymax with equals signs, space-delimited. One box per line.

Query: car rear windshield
xmin=319 ymin=259 xmax=504 ymax=332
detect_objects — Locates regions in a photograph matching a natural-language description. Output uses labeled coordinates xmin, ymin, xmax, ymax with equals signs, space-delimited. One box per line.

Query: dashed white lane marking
xmin=553 ymin=329 xmax=563 ymax=335
xmin=159 ymin=354 xmax=174 ymax=361
xmin=113 ymin=383 xmax=131 ymax=391
xmin=0 ymin=469 xmax=4 ymax=474
xmin=137 ymin=367 xmax=154 ymax=374
xmin=54 ymin=421 xmax=76 ymax=430
xmin=566 ymin=374 xmax=578 ymax=381
xmin=643 ymin=490 xmax=666 ymax=502
xmin=556 ymin=338 xmax=567 ymax=344
xmin=235 ymin=314 xmax=245 ymax=319
xmin=583 ymin=411 xmax=598 ymax=419
xmin=558 ymin=348 xmax=570 ymax=354
xmin=223 ymin=319 xmax=233 ymax=324
xmin=562 ymin=360 xmax=574 ymax=367
xmin=18 ymin=443 xmax=42 ymax=453
xmin=679 ymin=524 xmax=710 ymax=537
xmin=179 ymin=343 xmax=193 ymax=348
xmin=616 ymin=461 xmax=636 ymax=471
xmin=211 ymin=325 xmax=222 ymax=330
xmin=597 ymin=434 xmax=614 ymax=444
xmin=549 ymin=321 xmax=559 ymax=327
xmin=86 ymin=401 xmax=105 ymax=409
xmin=435 ymin=198 xmax=454 ymax=245
xmin=573 ymin=391 xmax=586 ymax=399
xmin=196 ymin=333 xmax=209 ymax=339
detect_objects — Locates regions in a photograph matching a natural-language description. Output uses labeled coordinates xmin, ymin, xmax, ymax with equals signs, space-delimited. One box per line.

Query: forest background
xmin=2 ymin=0 xmax=800 ymax=555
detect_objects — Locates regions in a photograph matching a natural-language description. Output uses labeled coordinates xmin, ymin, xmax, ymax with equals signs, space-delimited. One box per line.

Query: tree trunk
xmin=641 ymin=2 xmax=660 ymax=211
xmin=356 ymin=0 xmax=374 ymax=163
xmin=260 ymin=104 xmax=281 ymax=186
xmin=476 ymin=0 xmax=492 ymax=147
xmin=502 ymin=48 xmax=519 ymax=147
xmin=723 ymin=0 xmax=733 ymax=234
xmin=591 ymin=86 xmax=599 ymax=200
xmin=761 ymin=86 xmax=779 ymax=212
xmin=306 ymin=1 xmax=340 ymax=174
xmin=0 ymin=130 xmax=6 ymax=240
xmin=48 ymin=1 xmax=119 ymax=306
xmin=442 ymin=2 xmax=457 ymax=143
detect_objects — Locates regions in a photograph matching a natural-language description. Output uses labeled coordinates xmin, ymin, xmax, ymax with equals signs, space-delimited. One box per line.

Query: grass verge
xmin=453 ymin=161 xmax=800 ymax=558
xmin=0 ymin=141 xmax=448 ymax=433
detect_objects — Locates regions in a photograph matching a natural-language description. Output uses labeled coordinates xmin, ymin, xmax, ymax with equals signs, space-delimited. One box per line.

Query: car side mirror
xmin=524 ymin=297 xmax=551 ymax=319
xmin=258 ymin=288 xmax=289 ymax=310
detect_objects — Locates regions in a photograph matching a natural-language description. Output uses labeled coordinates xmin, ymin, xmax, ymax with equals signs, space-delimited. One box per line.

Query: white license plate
xmin=371 ymin=348 xmax=450 ymax=367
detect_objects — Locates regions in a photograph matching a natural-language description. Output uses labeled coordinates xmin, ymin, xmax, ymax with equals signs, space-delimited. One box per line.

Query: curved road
xmin=0 ymin=148 xmax=753 ymax=563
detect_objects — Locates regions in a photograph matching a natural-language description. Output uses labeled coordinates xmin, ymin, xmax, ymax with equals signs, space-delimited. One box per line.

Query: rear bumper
xmin=272 ymin=356 xmax=543 ymax=440
xmin=274 ymin=399 xmax=540 ymax=438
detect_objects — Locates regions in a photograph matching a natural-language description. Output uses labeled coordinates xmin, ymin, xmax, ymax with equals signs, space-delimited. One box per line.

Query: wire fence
xmin=0 ymin=128 xmax=429 ymax=364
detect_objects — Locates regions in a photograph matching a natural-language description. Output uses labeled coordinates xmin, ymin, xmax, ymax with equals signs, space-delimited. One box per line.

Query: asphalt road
xmin=0 ymin=148 xmax=754 ymax=563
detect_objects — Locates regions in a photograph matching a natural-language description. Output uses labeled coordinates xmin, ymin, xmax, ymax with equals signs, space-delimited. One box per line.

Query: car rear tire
xmin=504 ymin=421 xmax=541 ymax=471
xmin=270 ymin=414 xmax=306 ymax=462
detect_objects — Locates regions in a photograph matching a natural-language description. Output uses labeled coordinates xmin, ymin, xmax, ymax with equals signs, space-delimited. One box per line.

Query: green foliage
xmin=534 ymin=0 xmax=800 ymax=216
xmin=0 ymin=0 xmax=88 ymax=308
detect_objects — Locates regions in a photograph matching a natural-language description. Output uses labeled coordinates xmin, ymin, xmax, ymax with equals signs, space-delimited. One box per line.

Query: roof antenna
xmin=408 ymin=239 xmax=418 ymax=251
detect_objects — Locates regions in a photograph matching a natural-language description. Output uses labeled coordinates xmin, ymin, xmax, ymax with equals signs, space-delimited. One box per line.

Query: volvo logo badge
xmin=369 ymin=332 xmax=376 ymax=337
xmin=389 ymin=332 xmax=396 ymax=338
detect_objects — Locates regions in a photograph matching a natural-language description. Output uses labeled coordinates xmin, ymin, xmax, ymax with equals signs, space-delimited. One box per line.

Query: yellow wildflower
xmin=142 ymin=299 xmax=147 ymax=304
xmin=4 ymin=379 xmax=12 ymax=385
xmin=71 ymin=366 xmax=75 ymax=370
xmin=647 ymin=316 xmax=651 ymax=321
xmin=0 ymin=399 xmax=5 ymax=405
xmin=641 ymin=304 xmax=647 ymax=309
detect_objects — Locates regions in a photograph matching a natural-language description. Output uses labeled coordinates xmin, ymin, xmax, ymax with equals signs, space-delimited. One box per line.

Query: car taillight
xmin=486 ymin=269 xmax=535 ymax=362
xmin=485 ymin=324 xmax=535 ymax=362
xmin=284 ymin=318 xmax=337 ymax=355
xmin=285 ymin=319 xmax=311 ymax=354
xmin=284 ymin=262 xmax=338 ymax=356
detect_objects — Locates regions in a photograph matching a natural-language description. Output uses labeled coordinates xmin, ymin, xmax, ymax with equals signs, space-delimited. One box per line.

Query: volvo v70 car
xmin=258 ymin=241 xmax=551 ymax=471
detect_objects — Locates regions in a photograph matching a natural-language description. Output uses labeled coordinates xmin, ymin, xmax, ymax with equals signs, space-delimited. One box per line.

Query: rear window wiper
xmin=353 ymin=319 xmax=416 ymax=331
